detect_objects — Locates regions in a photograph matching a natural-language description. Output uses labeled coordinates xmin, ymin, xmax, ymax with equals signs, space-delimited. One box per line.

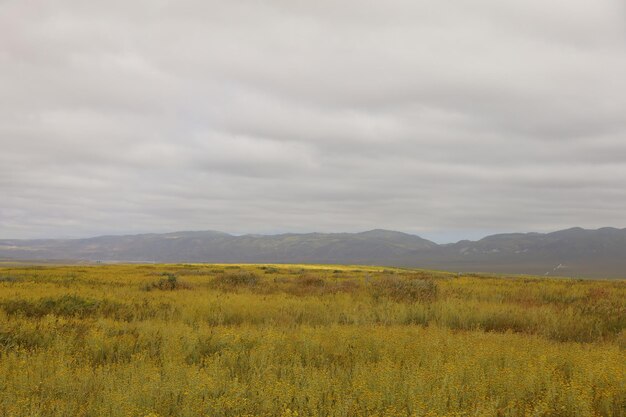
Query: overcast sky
xmin=1 ymin=0 xmax=625 ymax=243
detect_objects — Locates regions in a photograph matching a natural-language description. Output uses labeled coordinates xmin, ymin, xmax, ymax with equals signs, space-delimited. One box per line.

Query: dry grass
xmin=0 ymin=263 xmax=624 ymax=416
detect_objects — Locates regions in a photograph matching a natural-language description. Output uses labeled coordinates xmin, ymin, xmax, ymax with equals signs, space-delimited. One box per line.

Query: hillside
xmin=0 ymin=229 xmax=436 ymax=264
xmin=2 ymin=227 xmax=626 ymax=278
xmin=402 ymin=227 xmax=626 ymax=278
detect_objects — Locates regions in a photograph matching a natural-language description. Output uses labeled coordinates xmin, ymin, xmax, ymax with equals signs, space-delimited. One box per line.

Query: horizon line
xmin=2 ymin=226 xmax=625 ymax=246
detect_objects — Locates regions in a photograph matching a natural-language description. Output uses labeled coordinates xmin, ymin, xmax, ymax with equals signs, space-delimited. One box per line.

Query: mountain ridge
xmin=2 ymin=227 xmax=626 ymax=278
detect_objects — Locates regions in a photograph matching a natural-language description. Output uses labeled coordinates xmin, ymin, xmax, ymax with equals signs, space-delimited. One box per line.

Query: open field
xmin=0 ymin=264 xmax=624 ymax=417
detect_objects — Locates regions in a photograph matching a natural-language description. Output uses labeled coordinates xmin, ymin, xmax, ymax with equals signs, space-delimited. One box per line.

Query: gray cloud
xmin=1 ymin=0 xmax=625 ymax=242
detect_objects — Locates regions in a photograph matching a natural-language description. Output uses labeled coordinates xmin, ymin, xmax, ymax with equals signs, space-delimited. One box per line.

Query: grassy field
xmin=0 ymin=264 xmax=624 ymax=417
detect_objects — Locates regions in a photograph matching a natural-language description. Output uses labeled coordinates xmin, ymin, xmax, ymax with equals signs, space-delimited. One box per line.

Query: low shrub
xmin=144 ymin=273 xmax=190 ymax=291
xmin=286 ymin=275 xmax=360 ymax=297
xmin=370 ymin=276 xmax=438 ymax=303
xmin=211 ymin=271 xmax=259 ymax=288
xmin=1 ymin=295 xmax=100 ymax=318
xmin=298 ymin=274 xmax=325 ymax=287
xmin=284 ymin=274 xmax=326 ymax=296
xmin=0 ymin=327 xmax=52 ymax=350
xmin=0 ymin=275 xmax=19 ymax=283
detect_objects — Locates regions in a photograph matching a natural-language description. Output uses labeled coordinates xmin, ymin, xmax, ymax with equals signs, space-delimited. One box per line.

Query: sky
xmin=1 ymin=0 xmax=626 ymax=243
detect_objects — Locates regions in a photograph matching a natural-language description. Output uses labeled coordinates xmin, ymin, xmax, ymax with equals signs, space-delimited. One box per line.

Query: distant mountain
xmin=0 ymin=229 xmax=436 ymax=264
xmin=1 ymin=227 xmax=626 ymax=278
xmin=399 ymin=227 xmax=626 ymax=278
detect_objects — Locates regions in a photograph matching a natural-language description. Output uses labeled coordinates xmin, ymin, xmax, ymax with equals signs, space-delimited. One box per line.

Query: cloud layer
xmin=2 ymin=0 xmax=626 ymax=242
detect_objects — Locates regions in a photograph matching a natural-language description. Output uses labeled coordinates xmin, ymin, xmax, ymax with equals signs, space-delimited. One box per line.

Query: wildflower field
xmin=0 ymin=263 xmax=624 ymax=417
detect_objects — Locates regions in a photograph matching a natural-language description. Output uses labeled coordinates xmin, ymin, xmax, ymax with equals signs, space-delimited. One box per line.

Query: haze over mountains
xmin=1 ymin=227 xmax=626 ymax=278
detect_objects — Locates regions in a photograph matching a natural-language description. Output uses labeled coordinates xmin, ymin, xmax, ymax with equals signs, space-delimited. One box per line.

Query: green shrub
xmin=298 ymin=274 xmax=325 ymax=287
xmin=144 ymin=273 xmax=190 ymax=291
xmin=211 ymin=271 xmax=259 ymax=288
xmin=1 ymin=295 xmax=100 ymax=318
xmin=185 ymin=334 xmax=228 ymax=365
xmin=370 ymin=276 xmax=438 ymax=303
xmin=0 ymin=275 xmax=18 ymax=283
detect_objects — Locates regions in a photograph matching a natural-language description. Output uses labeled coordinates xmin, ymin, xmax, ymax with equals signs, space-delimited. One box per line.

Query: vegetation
xmin=0 ymin=264 xmax=624 ymax=416
xmin=143 ymin=273 xmax=191 ymax=291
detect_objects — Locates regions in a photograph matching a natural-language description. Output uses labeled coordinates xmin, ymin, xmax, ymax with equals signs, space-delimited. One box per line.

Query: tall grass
xmin=0 ymin=264 xmax=624 ymax=416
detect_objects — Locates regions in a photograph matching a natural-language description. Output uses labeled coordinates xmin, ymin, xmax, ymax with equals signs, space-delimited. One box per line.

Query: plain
xmin=0 ymin=264 xmax=624 ymax=417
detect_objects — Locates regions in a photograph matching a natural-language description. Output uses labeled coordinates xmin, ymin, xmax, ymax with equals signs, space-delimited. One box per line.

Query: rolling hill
xmin=2 ymin=227 xmax=626 ymax=278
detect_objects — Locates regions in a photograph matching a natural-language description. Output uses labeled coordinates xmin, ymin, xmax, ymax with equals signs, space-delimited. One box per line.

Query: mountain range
xmin=2 ymin=227 xmax=626 ymax=278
